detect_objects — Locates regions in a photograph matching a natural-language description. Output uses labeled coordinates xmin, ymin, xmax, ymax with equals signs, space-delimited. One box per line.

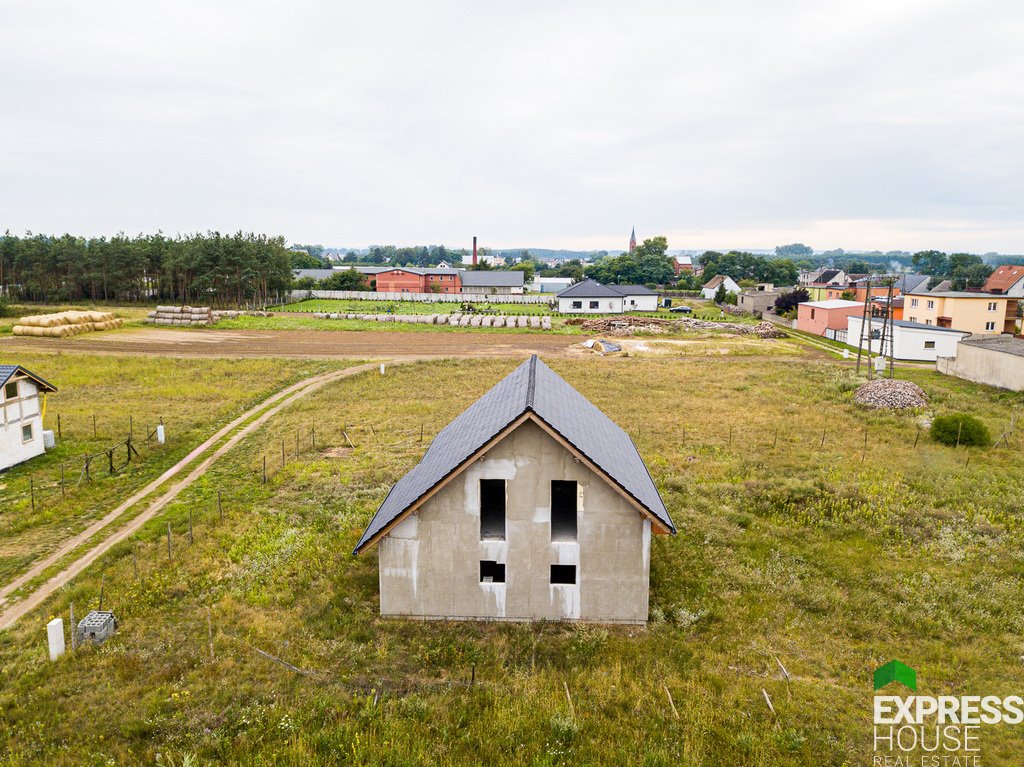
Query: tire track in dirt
xmin=0 ymin=362 xmax=387 ymax=630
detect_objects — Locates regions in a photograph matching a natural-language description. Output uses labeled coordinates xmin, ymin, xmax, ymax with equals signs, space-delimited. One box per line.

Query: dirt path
xmin=0 ymin=362 xmax=387 ymax=630
xmin=0 ymin=328 xmax=576 ymax=359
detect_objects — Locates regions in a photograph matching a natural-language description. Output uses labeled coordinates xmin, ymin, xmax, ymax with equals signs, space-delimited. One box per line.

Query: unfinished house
xmin=1 ymin=365 xmax=57 ymax=472
xmin=353 ymin=355 xmax=674 ymax=624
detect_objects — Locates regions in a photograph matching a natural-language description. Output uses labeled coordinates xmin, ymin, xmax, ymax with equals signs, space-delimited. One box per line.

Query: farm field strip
xmin=0 ymin=361 xmax=388 ymax=629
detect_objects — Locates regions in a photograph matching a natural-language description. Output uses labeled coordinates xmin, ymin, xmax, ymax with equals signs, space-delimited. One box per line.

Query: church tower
xmin=629 ymin=227 xmax=637 ymax=252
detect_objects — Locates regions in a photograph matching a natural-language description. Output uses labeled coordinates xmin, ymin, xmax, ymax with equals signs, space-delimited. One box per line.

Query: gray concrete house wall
xmin=377 ymin=419 xmax=652 ymax=624
xmin=937 ymin=337 xmax=1024 ymax=392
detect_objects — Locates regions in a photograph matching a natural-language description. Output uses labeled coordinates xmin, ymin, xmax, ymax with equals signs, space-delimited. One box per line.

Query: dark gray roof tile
xmin=353 ymin=356 xmax=672 ymax=552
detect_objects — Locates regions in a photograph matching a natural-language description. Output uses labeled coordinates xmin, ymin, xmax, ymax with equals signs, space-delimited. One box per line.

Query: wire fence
xmin=4 ymin=414 xmax=166 ymax=513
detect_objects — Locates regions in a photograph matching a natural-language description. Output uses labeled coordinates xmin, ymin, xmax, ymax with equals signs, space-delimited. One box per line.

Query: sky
xmin=2 ymin=0 xmax=1023 ymax=253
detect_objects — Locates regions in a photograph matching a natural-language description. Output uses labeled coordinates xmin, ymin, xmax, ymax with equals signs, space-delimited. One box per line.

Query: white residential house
xmin=556 ymin=279 xmax=659 ymax=314
xmin=845 ymin=317 xmax=970 ymax=362
xmin=1 ymin=365 xmax=57 ymax=472
xmin=700 ymin=274 xmax=741 ymax=300
xmin=353 ymin=356 xmax=675 ymax=623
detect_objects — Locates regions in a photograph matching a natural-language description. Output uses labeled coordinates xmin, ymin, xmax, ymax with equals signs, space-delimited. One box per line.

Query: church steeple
xmin=629 ymin=227 xmax=637 ymax=252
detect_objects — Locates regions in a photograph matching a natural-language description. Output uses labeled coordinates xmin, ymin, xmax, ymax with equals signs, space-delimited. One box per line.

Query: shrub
xmin=930 ymin=414 xmax=991 ymax=447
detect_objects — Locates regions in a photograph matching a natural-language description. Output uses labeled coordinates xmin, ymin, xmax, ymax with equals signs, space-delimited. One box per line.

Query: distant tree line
xmin=911 ymin=251 xmax=993 ymax=290
xmin=0 ymin=231 xmax=293 ymax=306
xmin=694 ymin=251 xmax=799 ymax=286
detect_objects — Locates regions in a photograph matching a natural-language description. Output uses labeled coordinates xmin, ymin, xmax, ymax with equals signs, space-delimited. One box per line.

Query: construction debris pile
xmin=311 ymin=312 xmax=553 ymax=330
xmin=853 ymin=379 xmax=929 ymax=410
xmin=567 ymin=316 xmax=786 ymax=338
xmin=146 ymin=306 xmax=213 ymax=326
xmin=12 ymin=310 xmax=123 ymax=338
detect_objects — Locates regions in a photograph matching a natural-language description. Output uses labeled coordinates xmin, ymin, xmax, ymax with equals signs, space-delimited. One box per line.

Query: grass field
xmin=0 ymin=353 xmax=342 ymax=585
xmin=1 ymin=353 xmax=1023 ymax=765
xmin=276 ymin=296 xmax=737 ymax=321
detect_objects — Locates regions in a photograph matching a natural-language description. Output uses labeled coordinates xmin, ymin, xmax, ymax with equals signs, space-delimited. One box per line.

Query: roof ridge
xmin=525 ymin=355 xmax=538 ymax=409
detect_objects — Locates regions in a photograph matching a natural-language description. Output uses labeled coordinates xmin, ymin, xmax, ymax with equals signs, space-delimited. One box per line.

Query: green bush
xmin=930 ymin=413 xmax=991 ymax=447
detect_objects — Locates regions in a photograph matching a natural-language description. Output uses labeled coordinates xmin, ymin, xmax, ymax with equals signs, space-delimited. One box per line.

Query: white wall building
xmin=846 ymin=317 xmax=969 ymax=362
xmin=1 ymin=365 xmax=57 ymax=472
xmin=700 ymin=274 xmax=741 ymax=300
xmin=556 ymin=279 xmax=659 ymax=314
xmin=528 ymin=277 xmax=574 ymax=294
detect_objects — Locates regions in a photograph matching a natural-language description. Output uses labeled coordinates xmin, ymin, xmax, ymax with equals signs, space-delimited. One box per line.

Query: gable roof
xmin=556 ymin=279 xmax=626 ymax=298
xmin=353 ymin=356 xmax=673 ymax=553
xmin=894 ymin=274 xmax=931 ymax=294
xmin=0 ymin=365 xmax=57 ymax=393
xmin=816 ymin=269 xmax=842 ymax=284
xmin=460 ymin=270 xmax=524 ymax=287
xmin=982 ymin=265 xmax=1024 ymax=293
xmin=702 ymin=274 xmax=733 ymax=290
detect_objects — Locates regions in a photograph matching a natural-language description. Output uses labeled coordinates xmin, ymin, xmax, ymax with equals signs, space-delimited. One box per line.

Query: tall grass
xmin=0 ymin=356 xmax=1022 ymax=765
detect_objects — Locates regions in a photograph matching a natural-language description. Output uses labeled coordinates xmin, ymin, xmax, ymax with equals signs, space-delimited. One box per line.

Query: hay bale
xmin=529 ymin=316 xmax=540 ymax=328
xmin=480 ymin=316 xmax=493 ymax=327
xmin=470 ymin=316 xmax=482 ymax=327
xmin=517 ymin=317 xmax=528 ymax=328
xmin=541 ymin=317 xmax=552 ymax=330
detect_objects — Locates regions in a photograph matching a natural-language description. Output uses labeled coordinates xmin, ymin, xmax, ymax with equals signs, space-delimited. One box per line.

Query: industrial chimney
xmin=472 ymin=236 xmax=478 ymax=266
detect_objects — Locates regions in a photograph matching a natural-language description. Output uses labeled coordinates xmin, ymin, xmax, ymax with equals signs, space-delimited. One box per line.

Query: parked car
xmin=669 ymin=305 xmax=693 ymax=314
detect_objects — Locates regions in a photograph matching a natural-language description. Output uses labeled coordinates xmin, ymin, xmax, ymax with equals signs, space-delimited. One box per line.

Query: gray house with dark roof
xmin=556 ymin=279 xmax=659 ymax=314
xmin=355 ymin=356 xmax=673 ymax=623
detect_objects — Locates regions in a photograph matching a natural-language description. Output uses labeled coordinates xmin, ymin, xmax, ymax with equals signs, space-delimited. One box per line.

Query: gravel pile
xmin=853 ymin=379 xmax=928 ymax=410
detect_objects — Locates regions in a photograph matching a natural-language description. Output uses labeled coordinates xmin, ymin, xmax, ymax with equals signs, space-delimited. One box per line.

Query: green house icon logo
xmin=874 ymin=660 xmax=917 ymax=692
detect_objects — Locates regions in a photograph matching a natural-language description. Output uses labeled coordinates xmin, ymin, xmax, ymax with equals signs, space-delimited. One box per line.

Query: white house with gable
xmin=1 ymin=365 xmax=57 ymax=471
xmin=701 ymin=275 xmax=741 ymax=300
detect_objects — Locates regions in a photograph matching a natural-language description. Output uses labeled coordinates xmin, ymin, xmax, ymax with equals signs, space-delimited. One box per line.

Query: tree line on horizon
xmin=0 ymin=231 xmax=294 ymax=306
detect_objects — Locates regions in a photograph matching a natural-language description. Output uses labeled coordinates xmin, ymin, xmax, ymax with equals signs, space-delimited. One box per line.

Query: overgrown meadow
xmin=1 ymin=355 xmax=1023 ymax=765
xmin=0 ymin=353 xmax=339 ymax=585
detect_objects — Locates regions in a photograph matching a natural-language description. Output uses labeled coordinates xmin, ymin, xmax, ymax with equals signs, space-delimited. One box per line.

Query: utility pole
xmin=855 ymin=276 xmax=873 ymax=376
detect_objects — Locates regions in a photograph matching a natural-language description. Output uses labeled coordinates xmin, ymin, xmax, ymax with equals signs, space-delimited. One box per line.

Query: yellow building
xmin=904 ymin=292 xmax=1017 ymax=335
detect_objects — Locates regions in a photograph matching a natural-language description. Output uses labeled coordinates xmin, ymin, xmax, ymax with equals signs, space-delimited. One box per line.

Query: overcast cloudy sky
xmin=2 ymin=0 xmax=1023 ymax=253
